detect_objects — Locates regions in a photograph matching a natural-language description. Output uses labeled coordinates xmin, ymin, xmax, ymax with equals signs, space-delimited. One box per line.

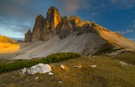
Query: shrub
xmin=0 ymin=52 xmax=81 ymax=74
xmin=46 ymin=52 xmax=81 ymax=63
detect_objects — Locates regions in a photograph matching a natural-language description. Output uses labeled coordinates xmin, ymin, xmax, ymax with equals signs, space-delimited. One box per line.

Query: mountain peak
xmin=46 ymin=6 xmax=62 ymax=29
xmin=25 ymin=29 xmax=32 ymax=42
xmin=48 ymin=6 xmax=59 ymax=12
xmin=69 ymin=15 xmax=83 ymax=27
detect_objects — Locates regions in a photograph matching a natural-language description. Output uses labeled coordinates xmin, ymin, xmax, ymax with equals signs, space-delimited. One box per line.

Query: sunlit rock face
xmin=46 ymin=6 xmax=62 ymax=31
xmin=77 ymin=22 xmax=98 ymax=35
xmin=24 ymin=29 xmax=32 ymax=42
xmin=32 ymin=15 xmax=45 ymax=42
xmin=69 ymin=16 xmax=83 ymax=28
xmin=83 ymin=20 xmax=89 ymax=25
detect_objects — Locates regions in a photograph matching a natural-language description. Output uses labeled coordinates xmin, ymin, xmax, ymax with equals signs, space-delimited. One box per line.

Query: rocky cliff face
xmin=46 ymin=6 xmax=62 ymax=32
xmin=69 ymin=16 xmax=83 ymax=28
xmin=32 ymin=15 xmax=45 ymax=42
xmin=59 ymin=16 xmax=73 ymax=39
xmin=24 ymin=29 xmax=32 ymax=42
xmin=43 ymin=20 xmax=52 ymax=41
xmin=28 ymin=6 xmax=85 ymax=42
xmin=30 ymin=6 xmax=63 ymax=42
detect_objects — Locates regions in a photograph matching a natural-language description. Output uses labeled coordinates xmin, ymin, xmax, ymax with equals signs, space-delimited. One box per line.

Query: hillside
xmin=0 ymin=53 xmax=135 ymax=87
xmin=0 ymin=36 xmax=20 ymax=54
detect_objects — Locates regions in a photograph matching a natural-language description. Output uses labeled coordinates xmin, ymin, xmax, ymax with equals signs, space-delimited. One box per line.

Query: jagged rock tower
xmin=24 ymin=29 xmax=32 ymax=42
xmin=25 ymin=6 xmax=63 ymax=42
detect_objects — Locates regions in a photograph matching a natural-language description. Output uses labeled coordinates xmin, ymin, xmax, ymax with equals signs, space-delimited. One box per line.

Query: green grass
xmin=0 ymin=52 xmax=81 ymax=74
xmin=113 ymin=52 xmax=135 ymax=65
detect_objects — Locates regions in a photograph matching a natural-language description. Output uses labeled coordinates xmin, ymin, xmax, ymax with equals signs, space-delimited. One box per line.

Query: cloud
xmin=0 ymin=0 xmax=42 ymax=38
xmin=0 ymin=16 xmax=32 ymax=38
xmin=54 ymin=0 xmax=89 ymax=16
xmin=121 ymin=29 xmax=134 ymax=34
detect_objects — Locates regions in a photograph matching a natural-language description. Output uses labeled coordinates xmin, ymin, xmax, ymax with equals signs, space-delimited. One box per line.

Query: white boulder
xmin=26 ymin=63 xmax=52 ymax=74
xmin=90 ymin=65 xmax=96 ymax=68
xmin=48 ymin=72 xmax=54 ymax=76
xmin=34 ymin=77 xmax=39 ymax=80
xmin=74 ymin=65 xmax=82 ymax=68
xmin=60 ymin=64 xmax=65 ymax=69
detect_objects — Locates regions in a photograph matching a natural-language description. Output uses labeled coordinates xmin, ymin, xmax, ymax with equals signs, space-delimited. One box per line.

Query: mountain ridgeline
xmin=23 ymin=6 xmax=135 ymax=57
xmin=25 ymin=6 xmax=89 ymax=42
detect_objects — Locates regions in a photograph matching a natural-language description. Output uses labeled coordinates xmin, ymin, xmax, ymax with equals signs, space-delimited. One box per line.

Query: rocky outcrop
xmin=32 ymin=15 xmax=45 ymax=42
xmin=69 ymin=16 xmax=83 ymax=28
xmin=24 ymin=29 xmax=32 ymax=42
xmin=25 ymin=7 xmax=104 ymax=42
xmin=43 ymin=20 xmax=52 ymax=41
xmin=83 ymin=20 xmax=89 ymax=25
xmin=59 ymin=16 xmax=73 ymax=39
xmin=46 ymin=6 xmax=62 ymax=32
xmin=30 ymin=7 xmax=62 ymax=42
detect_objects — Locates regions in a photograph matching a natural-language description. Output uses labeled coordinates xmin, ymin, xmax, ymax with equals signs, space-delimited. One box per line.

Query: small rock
xmin=11 ymin=76 xmax=15 ymax=79
xmin=26 ymin=79 xmax=29 ymax=82
xmin=34 ymin=77 xmax=39 ymax=80
xmin=92 ymin=60 xmax=95 ymax=62
xmin=48 ymin=72 xmax=54 ymax=76
xmin=90 ymin=65 xmax=96 ymax=68
xmin=58 ymin=81 xmax=62 ymax=83
xmin=119 ymin=61 xmax=132 ymax=67
xmin=22 ymin=68 xmax=27 ymax=74
xmin=74 ymin=65 xmax=82 ymax=68
xmin=60 ymin=64 xmax=65 ymax=69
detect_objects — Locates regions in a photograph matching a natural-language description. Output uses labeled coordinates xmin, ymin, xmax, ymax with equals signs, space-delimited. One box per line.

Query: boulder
xmin=26 ymin=63 xmax=52 ymax=75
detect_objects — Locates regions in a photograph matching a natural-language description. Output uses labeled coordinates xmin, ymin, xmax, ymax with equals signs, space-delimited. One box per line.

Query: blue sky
xmin=0 ymin=0 xmax=135 ymax=41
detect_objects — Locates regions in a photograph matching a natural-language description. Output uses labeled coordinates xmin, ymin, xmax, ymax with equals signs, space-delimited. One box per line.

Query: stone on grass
xmin=26 ymin=63 xmax=52 ymax=75
xmin=48 ymin=72 xmax=54 ymax=76
xmin=90 ymin=65 xmax=96 ymax=68
xmin=119 ymin=61 xmax=132 ymax=67
xmin=58 ymin=81 xmax=62 ymax=83
xmin=60 ymin=64 xmax=65 ymax=69
xmin=74 ymin=65 xmax=82 ymax=68
xmin=34 ymin=77 xmax=39 ymax=80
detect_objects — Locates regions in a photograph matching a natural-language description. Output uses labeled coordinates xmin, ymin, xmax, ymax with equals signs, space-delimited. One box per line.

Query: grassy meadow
xmin=0 ymin=52 xmax=134 ymax=87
